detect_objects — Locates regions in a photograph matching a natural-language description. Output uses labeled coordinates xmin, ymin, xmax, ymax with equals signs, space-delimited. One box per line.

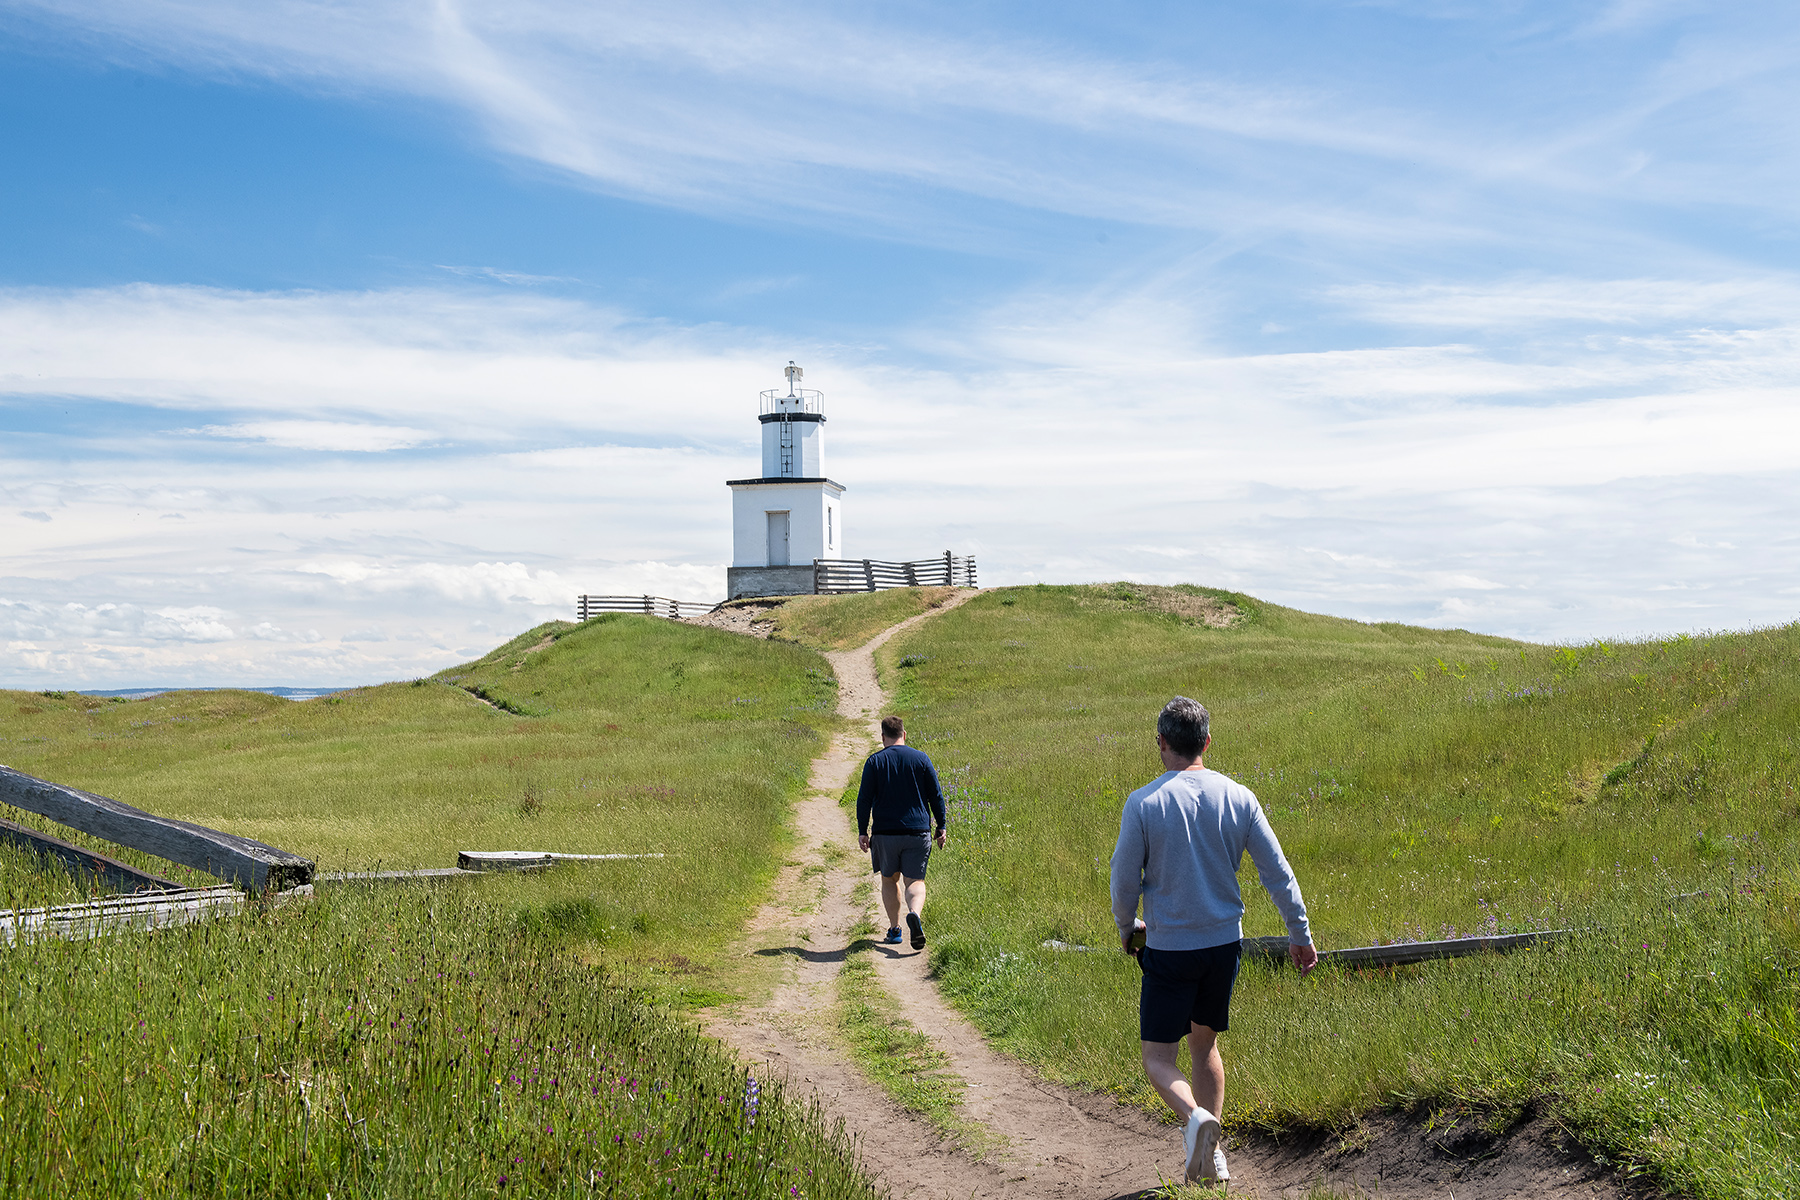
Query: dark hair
xmin=880 ymin=715 xmax=904 ymax=740
xmin=1157 ymin=696 xmax=1210 ymax=758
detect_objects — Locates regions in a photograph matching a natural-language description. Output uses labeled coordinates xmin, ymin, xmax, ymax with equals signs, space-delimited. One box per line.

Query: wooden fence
xmin=577 ymin=595 xmax=716 ymax=620
xmin=0 ymin=764 xmax=315 ymax=893
xmin=813 ymin=551 xmax=978 ymax=594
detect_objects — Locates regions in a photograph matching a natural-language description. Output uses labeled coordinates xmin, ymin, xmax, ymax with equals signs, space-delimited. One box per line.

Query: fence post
xmin=863 ymin=559 xmax=875 ymax=592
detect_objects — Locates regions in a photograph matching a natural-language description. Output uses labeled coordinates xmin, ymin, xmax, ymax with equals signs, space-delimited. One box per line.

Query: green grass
xmin=881 ymin=582 xmax=1800 ymax=1200
xmin=0 ymin=878 xmax=877 ymax=1199
xmin=2 ymin=614 xmax=840 ymax=973
xmin=831 ymin=881 xmax=992 ymax=1154
xmin=0 ymin=615 xmax=873 ymax=1196
xmin=759 ymin=587 xmax=957 ymax=651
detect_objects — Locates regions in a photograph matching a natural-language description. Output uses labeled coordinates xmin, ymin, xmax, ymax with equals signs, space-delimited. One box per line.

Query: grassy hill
xmin=0 ymin=614 xmax=873 ymax=1199
xmin=876 ymin=583 xmax=1798 ymax=1200
xmin=5 ymin=585 xmax=1796 ymax=1198
xmin=3 ymin=613 xmax=838 ymax=965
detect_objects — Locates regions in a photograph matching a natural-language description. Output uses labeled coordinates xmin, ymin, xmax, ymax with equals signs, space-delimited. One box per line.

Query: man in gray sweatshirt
xmin=1110 ymin=695 xmax=1317 ymax=1185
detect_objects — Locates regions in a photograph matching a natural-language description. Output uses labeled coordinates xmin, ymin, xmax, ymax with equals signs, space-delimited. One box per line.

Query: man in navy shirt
xmin=856 ymin=715 xmax=948 ymax=950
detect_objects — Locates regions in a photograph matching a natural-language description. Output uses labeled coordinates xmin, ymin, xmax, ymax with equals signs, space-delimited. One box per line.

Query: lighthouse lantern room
xmin=726 ymin=362 xmax=845 ymax=599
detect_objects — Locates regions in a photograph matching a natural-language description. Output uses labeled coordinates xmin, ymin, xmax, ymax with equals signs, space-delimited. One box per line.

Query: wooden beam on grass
xmin=1239 ymin=930 xmax=1573 ymax=969
xmin=455 ymin=850 xmax=665 ymax=872
xmin=1 ymin=883 xmax=313 ymax=947
xmin=0 ymin=764 xmax=315 ymax=892
xmin=1041 ymin=930 xmax=1573 ymax=966
xmin=0 ymin=816 xmax=184 ymax=894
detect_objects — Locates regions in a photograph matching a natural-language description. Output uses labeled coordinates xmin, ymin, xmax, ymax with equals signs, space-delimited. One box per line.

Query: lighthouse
xmin=726 ymin=362 xmax=846 ymax=599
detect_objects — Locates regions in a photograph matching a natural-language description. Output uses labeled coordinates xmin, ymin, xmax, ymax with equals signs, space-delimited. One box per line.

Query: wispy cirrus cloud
xmin=13 ymin=0 xmax=1800 ymax=258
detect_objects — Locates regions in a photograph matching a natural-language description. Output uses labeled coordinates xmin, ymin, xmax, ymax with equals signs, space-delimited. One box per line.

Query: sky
xmin=2 ymin=0 xmax=1798 ymax=688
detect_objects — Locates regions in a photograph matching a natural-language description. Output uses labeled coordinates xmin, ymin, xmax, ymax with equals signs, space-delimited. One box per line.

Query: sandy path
xmin=704 ymin=593 xmax=1638 ymax=1200
xmin=704 ymin=590 xmax=1193 ymax=1198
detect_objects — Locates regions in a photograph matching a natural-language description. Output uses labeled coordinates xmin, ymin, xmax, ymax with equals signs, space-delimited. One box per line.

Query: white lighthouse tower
xmin=726 ymin=362 xmax=845 ymax=599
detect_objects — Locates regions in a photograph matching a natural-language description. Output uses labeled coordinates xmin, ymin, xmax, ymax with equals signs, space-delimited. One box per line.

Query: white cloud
xmin=2 ymin=274 xmax=1798 ymax=687
xmin=196 ymin=421 xmax=437 ymax=452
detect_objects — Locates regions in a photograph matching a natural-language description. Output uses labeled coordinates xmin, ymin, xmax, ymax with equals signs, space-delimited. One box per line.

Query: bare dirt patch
xmin=687 ymin=598 xmax=786 ymax=639
xmin=1236 ymin=1102 xmax=1657 ymax=1200
xmin=1078 ymin=583 xmax=1243 ymax=628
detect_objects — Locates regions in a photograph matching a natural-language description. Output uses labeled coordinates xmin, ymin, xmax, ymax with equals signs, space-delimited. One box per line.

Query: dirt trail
xmin=704 ymin=593 xmax=1638 ymax=1200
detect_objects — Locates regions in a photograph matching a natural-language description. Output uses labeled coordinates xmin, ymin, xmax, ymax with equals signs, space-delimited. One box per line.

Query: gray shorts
xmin=869 ymin=832 xmax=931 ymax=879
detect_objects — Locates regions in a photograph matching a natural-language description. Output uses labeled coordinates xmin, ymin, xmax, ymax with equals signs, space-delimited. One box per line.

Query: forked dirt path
xmin=704 ymin=593 xmax=1639 ymax=1200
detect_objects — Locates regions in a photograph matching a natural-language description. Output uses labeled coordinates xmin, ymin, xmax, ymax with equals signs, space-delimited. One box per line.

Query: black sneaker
xmin=883 ymin=926 xmax=903 ymax=944
xmin=906 ymin=911 xmax=926 ymax=950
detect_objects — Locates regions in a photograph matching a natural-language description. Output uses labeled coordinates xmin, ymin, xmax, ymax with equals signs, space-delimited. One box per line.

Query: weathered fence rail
xmin=0 ymin=815 xmax=185 ymax=893
xmin=577 ymin=595 xmax=716 ymax=620
xmin=813 ymin=551 xmax=977 ymax=594
xmin=0 ymin=764 xmax=315 ymax=892
xmin=1 ymin=883 xmax=312 ymax=947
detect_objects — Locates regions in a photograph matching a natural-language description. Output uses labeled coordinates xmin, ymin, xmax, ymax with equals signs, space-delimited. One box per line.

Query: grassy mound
xmin=2 ymin=614 xmax=838 ymax=965
xmin=755 ymin=586 xmax=958 ymax=651
xmin=881 ymin=583 xmax=1799 ymax=1200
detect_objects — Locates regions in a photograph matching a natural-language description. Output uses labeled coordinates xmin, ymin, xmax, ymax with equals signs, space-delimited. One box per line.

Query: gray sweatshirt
xmin=1110 ymin=767 xmax=1312 ymax=951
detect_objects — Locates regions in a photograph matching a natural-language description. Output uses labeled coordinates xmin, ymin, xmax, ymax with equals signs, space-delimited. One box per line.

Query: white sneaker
xmin=1213 ymin=1144 xmax=1230 ymax=1182
xmin=1183 ymin=1107 xmax=1221 ymax=1182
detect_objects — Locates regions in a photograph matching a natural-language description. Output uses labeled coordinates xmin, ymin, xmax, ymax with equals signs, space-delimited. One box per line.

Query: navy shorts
xmin=1138 ymin=941 xmax=1242 ymax=1043
xmin=869 ymin=833 xmax=931 ymax=879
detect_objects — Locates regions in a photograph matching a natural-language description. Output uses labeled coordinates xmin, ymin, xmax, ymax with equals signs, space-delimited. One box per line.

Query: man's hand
xmin=1289 ymin=942 xmax=1319 ymax=975
xmin=934 ymin=829 xmax=947 ymax=849
xmin=858 ymin=834 xmax=870 ymax=852
xmin=1121 ymin=918 xmax=1146 ymax=957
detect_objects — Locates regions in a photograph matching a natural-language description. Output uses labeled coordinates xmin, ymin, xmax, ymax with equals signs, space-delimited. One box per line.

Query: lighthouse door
xmin=766 ymin=511 xmax=790 ymax=566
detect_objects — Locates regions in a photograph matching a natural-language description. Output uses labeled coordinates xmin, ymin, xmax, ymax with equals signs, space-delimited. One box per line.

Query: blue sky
xmin=2 ymin=1 xmax=1798 ymax=687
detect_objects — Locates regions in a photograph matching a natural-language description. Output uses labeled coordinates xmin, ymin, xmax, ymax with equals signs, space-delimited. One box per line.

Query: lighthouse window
xmin=828 ymin=507 xmax=834 ymax=547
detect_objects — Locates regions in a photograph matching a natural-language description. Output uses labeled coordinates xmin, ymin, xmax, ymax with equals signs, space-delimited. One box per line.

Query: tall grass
xmin=883 ymin=584 xmax=1800 ymax=1199
xmin=0 ymin=880 xmax=876 ymax=1198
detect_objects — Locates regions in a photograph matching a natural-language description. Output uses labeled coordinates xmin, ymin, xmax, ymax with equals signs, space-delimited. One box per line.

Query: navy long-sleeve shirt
xmin=855 ymin=744 xmax=948 ymax=836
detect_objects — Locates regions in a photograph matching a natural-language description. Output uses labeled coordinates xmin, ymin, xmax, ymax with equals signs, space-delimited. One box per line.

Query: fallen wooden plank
xmin=0 ymin=816 xmax=184 ymax=893
xmin=0 ymin=764 xmax=314 ymax=892
xmin=1241 ymin=929 xmax=1573 ymax=968
xmin=457 ymin=851 xmax=553 ymax=872
xmin=1039 ymin=931 xmax=1573 ymax=967
xmin=0 ymin=883 xmax=313 ymax=947
xmin=318 ymin=868 xmax=485 ymax=884
xmin=545 ymin=852 xmax=665 ymax=863
xmin=0 ymin=885 xmax=242 ymax=946
xmin=455 ymin=850 xmax=665 ymax=872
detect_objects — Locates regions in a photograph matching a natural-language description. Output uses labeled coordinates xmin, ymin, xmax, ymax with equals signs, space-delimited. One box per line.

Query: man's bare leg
xmin=881 ymin=872 xmax=904 ymax=929
xmin=1141 ymin=1024 xmax=1224 ymax=1120
xmin=904 ymin=877 xmax=926 ymax=915
xmin=1188 ymin=1024 xmax=1224 ymax=1118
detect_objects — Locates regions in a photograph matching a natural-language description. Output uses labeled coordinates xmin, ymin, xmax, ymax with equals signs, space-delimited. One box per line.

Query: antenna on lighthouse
xmin=785 ymin=360 xmax=803 ymax=397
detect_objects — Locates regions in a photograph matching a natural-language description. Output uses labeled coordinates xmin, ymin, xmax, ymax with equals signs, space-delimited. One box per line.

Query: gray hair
xmin=1157 ymin=696 xmax=1210 ymax=758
